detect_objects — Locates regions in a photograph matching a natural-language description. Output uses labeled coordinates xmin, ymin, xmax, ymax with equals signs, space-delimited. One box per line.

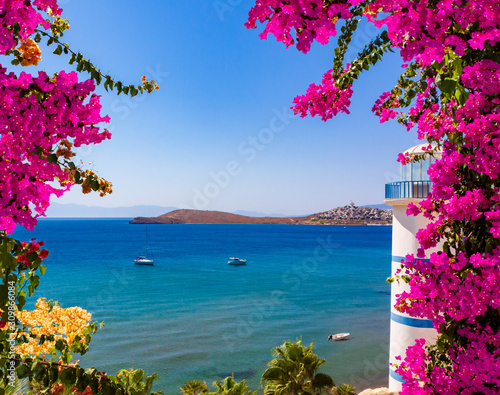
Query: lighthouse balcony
xmin=385 ymin=181 xmax=432 ymax=200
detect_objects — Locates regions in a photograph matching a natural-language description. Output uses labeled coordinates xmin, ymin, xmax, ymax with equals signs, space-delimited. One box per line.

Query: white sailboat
xmin=135 ymin=225 xmax=154 ymax=266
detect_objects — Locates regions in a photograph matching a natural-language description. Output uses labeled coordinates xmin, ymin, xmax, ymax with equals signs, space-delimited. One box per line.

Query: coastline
xmin=129 ymin=208 xmax=392 ymax=226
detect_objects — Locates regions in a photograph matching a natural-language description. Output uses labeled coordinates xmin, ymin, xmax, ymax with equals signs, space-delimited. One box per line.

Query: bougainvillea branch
xmin=0 ymin=1 xmax=163 ymax=393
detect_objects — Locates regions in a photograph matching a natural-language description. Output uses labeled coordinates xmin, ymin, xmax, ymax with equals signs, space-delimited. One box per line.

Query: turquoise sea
xmin=12 ymin=220 xmax=392 ymax=393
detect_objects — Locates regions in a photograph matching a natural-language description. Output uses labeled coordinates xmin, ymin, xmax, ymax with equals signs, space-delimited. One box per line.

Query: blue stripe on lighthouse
xmin=389 ymin=368 xmax=405 ymax=383
xmin=392 ymin=255 xmax=430 ymax=263
xmin=391 ymin=312 xmax=434 ymax=328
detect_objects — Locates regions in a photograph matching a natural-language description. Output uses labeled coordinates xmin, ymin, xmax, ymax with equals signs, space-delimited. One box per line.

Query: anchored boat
xmin=228 ymin=257 xmax=247 ymax=266
xmin=328 ymin=333 xmax=350 ymax=341
xmin=135 ymin=225 xmax=154 ymax=266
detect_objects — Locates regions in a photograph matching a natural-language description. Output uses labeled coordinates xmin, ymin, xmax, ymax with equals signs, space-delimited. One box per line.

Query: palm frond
xmin=311 ymin=373 xmax=335 ymax=392
xmin=332 ymin=383 xmax=356 ymax=395
xmin=262 ymin=340 xmax=334 ymax=395
xmin=180 ymin=380 xmax=209 ymax=395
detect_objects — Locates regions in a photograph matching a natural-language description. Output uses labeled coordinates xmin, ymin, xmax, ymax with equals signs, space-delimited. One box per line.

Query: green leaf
xmin=16 ymin=364 xmax=31 ymax=379
xmin=55 ymin=339 xmax=65 ymax=351
xmin=17 ymin=294 xmax=26 ymax=309
xmin=0 ymin=252 xmax=17 ymax=270
xmin=46 ymin=154 xmax=58 ymax=164
xmin=262 ymin=367 xmax=283 ymax=381
xmin=27 ymin=275 xmax=40 ymax=296
xmin=451 ymin=58 xmax=463 ymax=79
xmin=95 ymin=72 xmax=102 ymax=86
xmin=32 ymin=361 xmax=46 ymax=382
xmin=443 ymin=242 xmax=451 ymax=256
xmin=91 ymin=69 xmax=100 ymax=82
xmin=455 ymin=85 xmax=469 ymax=107
xmin=106 ymin=76 xmax=114 ymax=91
xmin=60 ymin=367 xmax=77 ymax=385
xmin=437 ymin=78 xmax=457 ymax=96
xmin=311 ymin=373 xmax=335 ymax=389
xmin=48 ymin=364 xmax=60 ymax=386
xmin=53 ymin=45 xmax=63 ymax=55
xmin=431 ymin=59 xmax=445 ymax=71
xmin=132 ymin=369 xmax=145 ymax=383
xmin=100 ymin=379 xmax=113 ymax=395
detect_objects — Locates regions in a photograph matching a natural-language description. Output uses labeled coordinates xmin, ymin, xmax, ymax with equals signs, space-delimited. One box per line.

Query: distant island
xmin=129 ymin=204 xmax=392 ymax=225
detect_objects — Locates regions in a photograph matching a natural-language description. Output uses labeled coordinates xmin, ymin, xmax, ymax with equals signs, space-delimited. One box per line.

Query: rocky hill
xmin=130 ymin=209 xmax=310 ymax=224
xmin=130 ymin=204 xmax=392 ymax=225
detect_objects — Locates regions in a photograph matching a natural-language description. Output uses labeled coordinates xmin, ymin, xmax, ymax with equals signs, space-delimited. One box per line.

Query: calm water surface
xmin=13 ymin=220 xmax=392 ymax=393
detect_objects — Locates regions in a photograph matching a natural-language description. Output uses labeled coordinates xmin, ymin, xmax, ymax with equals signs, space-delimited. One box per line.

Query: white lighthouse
xmin=384 ymin=144 xmax=442 ymax=392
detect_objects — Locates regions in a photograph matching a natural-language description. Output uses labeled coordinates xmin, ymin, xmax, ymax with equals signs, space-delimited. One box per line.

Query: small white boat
xmin=134 ymin=256 xmax=154 ymax=266
xmin=135 ymin=225 xmax=154 ymax=266
xmin=328 ymin=333 xmax=350 ymax=341
xmin=228 ymin=257 xmax=247 ymax=266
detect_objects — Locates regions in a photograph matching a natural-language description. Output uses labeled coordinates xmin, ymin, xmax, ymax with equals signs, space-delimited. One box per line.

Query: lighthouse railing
xmin=385 ymin=181 xmax=432 ymax=199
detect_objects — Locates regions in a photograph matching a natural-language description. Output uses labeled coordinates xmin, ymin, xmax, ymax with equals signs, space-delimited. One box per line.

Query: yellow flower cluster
xmin=47 ymin=7 xmax=70 ymax=36
xmin=18 ymin=39 xmax=42 ymax=66
xmin=141 ymin=75 xmax=159 ymax=92
xmin=80 ymin=169 xmax=113 ymax=197
xmin=16 ymin=298 xmax=91 ymax=357
xmin=51 ymin=16 xmax=70 ymax=36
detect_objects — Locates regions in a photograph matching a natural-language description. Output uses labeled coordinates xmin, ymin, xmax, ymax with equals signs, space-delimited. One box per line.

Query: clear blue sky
xmin=29 ymin=0 xmax=419 ymax=215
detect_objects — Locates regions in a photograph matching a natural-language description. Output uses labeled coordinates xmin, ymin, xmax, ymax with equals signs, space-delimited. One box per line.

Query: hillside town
xmin=312 ymin=203 xmax=393 ymax=225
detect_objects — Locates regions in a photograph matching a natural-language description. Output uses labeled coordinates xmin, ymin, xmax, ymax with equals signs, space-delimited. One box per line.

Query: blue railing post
xmin=385 ymin=181 xmax=432 ymax=199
